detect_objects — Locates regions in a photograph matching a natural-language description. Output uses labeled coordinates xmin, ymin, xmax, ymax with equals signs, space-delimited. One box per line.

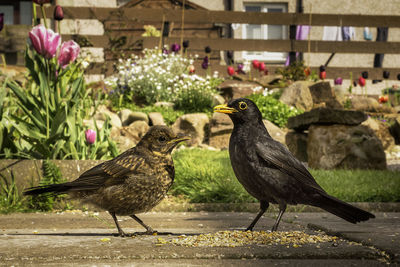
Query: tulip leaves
xmin=6 ymin=47 xmax=116 ymax=159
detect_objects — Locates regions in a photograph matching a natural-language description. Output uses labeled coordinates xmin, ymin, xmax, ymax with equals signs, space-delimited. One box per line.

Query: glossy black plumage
xmin=214 ymin=98 xmax=375 ymax=231
xmin=24 ymin=125 xmax=188 ymax=237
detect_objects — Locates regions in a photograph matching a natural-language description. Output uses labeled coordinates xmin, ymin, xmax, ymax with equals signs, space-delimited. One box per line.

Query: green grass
xmin=172 ymin=148 xmax=400 ymax=203
xmin=1 ymin=149 xmax=398 ymax=214
xmin=172 ymin=148 xmax=256 ymax=203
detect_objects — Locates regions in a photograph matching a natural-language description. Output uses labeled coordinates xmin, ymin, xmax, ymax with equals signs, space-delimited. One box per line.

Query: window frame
xmin=242 ymin=2 xmax=288 ymax=63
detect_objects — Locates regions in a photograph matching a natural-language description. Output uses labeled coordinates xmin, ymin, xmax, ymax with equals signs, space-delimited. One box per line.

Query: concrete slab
xmin=0 ymin=211 xmax=396 ymax=265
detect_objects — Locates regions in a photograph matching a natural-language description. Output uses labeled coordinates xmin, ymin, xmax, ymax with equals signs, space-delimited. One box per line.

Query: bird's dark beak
xmin=213 ymin=104 xmax=238 ymax=114
xmin=168 ymin=135 xmax=190 ymax=144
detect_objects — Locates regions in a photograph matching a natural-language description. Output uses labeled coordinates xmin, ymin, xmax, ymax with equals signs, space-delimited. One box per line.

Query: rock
xmin=279 ymin=81 xmax=314 ymax=111
xmin=209 ymin=112 xmax=234 ymax=149
xmin=393 ymin=105 xmax=400 ymax=113
xmin=287 ymin=108 xmax=367 ymax=131
xmin=351 ymin=96 xmax=394 ymax=113
xmin=285 ymin=131 xmax=308 ymax=162
xmin=217 ymin=80 xmax=263 ymax=102
xmin=154 ymin=101 xmax=174 ymax=108
xmin=172 ymin=113 xmax=210 ymax=146
xmin=124 ymin=121 xmax=149 ymax=141
xmin=111 ymin=121 xmax=149 ymax=152
xmin=332 ymin=85 xmax=346 ymax=104
xmin=389 ymin=116 xmax=400 ymax=145
xmin=308 ymin=82 xmax=343 ymax=109
xmin=94 ymin=105 xmax=122 ymax=128
xmin=257 ymin=74 xmax=283 ymax=87
xmin=148 ymin=112 xmax=166 ymax=126
xmin=263 ymin=120 xmax=286 ymax=145
xmin=307 ymin=124 xmax=386 ymax=169
xmin=212 ymin=94 xmax=226 ymax=106
xmin=118 ymin=109 xmax=149 ymax=126
xmin=362 ymin=117 xmax=395 ymax=150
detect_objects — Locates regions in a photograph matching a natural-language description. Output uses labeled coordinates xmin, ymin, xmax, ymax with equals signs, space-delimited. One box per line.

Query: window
xmin=242 ymin=3 xmax=288 ymax=63
xmin=0 ymin=1 xmax=32 ymax=25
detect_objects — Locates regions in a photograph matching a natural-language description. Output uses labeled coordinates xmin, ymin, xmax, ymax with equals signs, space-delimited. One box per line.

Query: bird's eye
xmin=238 ymin=101 xmax=248 ymax=110
xmin=158 ymin=136 xmax=166 ymax=142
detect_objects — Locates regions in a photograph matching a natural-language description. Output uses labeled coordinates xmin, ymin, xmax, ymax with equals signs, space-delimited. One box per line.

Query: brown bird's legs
xmin=271 ymin=204 xmax=287 ymax=232
xmin=130 ymin=214 xmax=156 ymax=234
xmin=109 ymin=212 xmax=156 ymax=237
xmin=110 ymin=211 xmax=128 ymax=237
xmin=246 ymin=201 xmax=269 ymax=231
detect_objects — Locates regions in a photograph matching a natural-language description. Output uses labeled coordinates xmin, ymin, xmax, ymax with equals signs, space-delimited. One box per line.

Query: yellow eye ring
xmin=238 ymin=101 xmax=248 ymax=110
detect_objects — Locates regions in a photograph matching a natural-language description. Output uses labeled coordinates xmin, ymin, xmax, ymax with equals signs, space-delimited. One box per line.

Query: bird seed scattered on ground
xmin=156 ymin=230 xmax=338 ymax=247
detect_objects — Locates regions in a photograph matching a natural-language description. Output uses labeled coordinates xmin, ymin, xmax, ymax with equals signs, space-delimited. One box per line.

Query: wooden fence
xmin=38 ymin=6 xmax=400 ymax=80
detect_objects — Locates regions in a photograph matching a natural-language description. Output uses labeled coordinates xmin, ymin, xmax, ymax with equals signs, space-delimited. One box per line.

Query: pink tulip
xmin=58 ymin=40 xmax=80 ymax=68
xmin=258 ymin=62 xmax=265 ymax=71
xmin=0 ymin=13 xmax=4 ymax=32
xmin=227 ymin=66 xmax=235 ymax=76
xmin=29 ymin=24 xmax=60 ymax=59
xmin=358 ymin=77 xmax=366 ymax=87
xmin=85 ymin=129 xmax=96 ymax=145
xmin=54 ymin=5 xmax=64 ymax=21
xmin=252 ymin=60 xmax=260 ymax=69
xmin=33 ymin=0 xmax=51 ymax=5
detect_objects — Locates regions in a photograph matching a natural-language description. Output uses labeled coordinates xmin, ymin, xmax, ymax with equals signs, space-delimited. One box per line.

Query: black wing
xmin=254 ymin=134 xmax=325 ymax=193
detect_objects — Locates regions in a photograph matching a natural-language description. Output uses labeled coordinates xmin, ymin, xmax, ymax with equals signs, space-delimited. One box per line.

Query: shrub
xmin=276 ymin=60 xmax=307 ymax=82
xmin=105 ymin=48 xmax=222 ymax=113
xmin=247 ymin=92 xmax=303 ymax=128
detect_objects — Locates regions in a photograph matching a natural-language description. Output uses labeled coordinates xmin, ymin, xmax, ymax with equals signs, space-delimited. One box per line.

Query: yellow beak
xmin=213 ymin=104 xmax=238 ymax=114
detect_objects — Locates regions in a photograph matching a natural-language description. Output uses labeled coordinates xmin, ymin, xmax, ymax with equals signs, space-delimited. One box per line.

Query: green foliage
xmin=173 ymin=76 xmax=222 ymax=113
xmin=105 ymin=48 xmax=222 ymax=113
xmin=28 ymin=160 xmax=66 ymax=211
xmin=276 ymin=61 xmax=307 ymax=82
xmin=0 ymin=79 xmax=20 ymax=158
xmin=247 ymin=93 xmax=303 ymax=128
xmin=4 ymin=47 xmax=118 ymax=160
xmin=171 ymin=149 xmax=400 ymax=203
xmin=0 ymin=170 xmax=25 ymax=213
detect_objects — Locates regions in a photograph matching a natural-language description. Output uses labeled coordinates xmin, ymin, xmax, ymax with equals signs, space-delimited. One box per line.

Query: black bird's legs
xmin=109 ymin=211 xmax=127 ymax=237
xmin=246 ymin=201 xmax=269 ymax=231
xmin=271 ymin=204 xmax=287 ymax=231
xmin=130 ymin=214 xmax=156 ymax=234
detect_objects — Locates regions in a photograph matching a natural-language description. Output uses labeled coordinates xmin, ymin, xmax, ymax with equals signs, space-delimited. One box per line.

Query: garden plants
xmin=4 ymin=18 xmax=117 ymax=159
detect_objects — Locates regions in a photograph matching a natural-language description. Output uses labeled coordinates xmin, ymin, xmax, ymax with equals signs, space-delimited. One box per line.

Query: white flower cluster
xmin=105 ymin=48 xmax=220 ymax=107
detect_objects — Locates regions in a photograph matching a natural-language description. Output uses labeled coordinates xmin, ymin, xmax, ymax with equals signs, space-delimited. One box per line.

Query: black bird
xmin=24 ymin=125 xmax=189 ymax=237
xmin=214 ymin=98 xmax=375 ymax=231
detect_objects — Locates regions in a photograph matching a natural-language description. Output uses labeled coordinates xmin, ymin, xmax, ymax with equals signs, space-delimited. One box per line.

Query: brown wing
xmin=67 ymin=148 xmax=145 ymax=191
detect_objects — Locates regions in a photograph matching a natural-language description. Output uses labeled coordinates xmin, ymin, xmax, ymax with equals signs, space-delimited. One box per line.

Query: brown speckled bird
xmin=24 ymin=125 xmax=189 ymax=237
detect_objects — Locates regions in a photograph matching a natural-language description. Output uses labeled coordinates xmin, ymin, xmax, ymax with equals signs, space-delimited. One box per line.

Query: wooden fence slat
xmin=66 ymin=34 xmax=400 ymax=54
xmin=87 ymin=60 xmax=400 ymax=81
xmin=42 ymin=7 xmax=400 ymax=27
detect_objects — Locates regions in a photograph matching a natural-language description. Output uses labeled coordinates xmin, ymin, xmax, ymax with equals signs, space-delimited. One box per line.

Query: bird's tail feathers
xmin=315 ymin=193 xmax=375 ymax=223
xmin=23 ymin=183 xmax=71 ymax=196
